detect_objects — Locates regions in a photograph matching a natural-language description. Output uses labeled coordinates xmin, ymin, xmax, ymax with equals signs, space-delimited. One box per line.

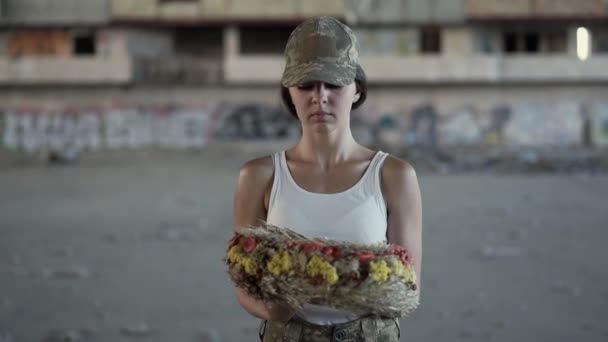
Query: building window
xmin=420 ymin=26 xmax=441 ymax=54
xmin=524 ymin=32 xmax=540 ymax=52
xmin=73 ymin=32 xmax=96 ymax=55
xmin=502 ymin=30 xmax=566 ymax=54
xmin=174 ymin=28 xmax=223 ymax=57
xmin=240 ymin=26 xmax=294 ymax=54
xmin=503 ymin=32 xmax=518 ymax=53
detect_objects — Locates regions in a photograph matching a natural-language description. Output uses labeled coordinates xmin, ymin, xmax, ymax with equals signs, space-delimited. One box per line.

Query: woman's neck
xmin=292 ymin=129 xmax=362 ymax=169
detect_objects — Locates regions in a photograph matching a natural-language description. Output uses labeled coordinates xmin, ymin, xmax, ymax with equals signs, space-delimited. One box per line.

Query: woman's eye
xmin=296 ymin=83 xmax=341 ymax=90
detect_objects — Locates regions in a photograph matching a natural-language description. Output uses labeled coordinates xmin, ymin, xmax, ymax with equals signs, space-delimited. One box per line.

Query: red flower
xmin=387 ymin=244 xmax=412 ymax=265
xmin=228 ymin=235 xmax=240 ymax=248
xmin=400 ymin=252 xmax=412 ymax=265
xmin=388 ymin=244 xmax=403 ymax=255
xmin=320 ymin=246 xmax=344 ymax=261
xmin=354 ymin=252 xmax=375 ymax=263
xmin=330 ymin=247 xmax=344 ymax=259
xmin=283 ymin=240 xmax=298 ymax=249
xmin=242 ymin=236 xmax=257 ymax=253
xmin=301 ymin=242 xmax=323 ymax=254
xmin=322 ymin=246 xmax=334 ymax=257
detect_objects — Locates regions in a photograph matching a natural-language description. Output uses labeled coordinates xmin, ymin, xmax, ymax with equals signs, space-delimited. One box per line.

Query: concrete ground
xmin=1 ymin=145 xmax=607 ymax=342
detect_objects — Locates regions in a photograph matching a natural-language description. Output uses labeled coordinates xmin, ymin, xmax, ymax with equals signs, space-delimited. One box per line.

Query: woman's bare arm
xmin=382 ymin=156 xmax=423 ymax=296
xmin=232 ymin=156 xmax=295 ymax=321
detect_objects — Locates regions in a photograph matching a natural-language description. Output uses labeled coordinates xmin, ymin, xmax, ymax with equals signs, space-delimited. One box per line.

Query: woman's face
xmin=288 ymin=81 xmax=360 ymax=132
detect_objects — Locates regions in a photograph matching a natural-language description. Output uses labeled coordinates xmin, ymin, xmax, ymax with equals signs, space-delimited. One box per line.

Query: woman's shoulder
xmin=380 ymin=153 xmax=418 ymax=188
xmin=237 ymin=154 xmax=275 ymax=185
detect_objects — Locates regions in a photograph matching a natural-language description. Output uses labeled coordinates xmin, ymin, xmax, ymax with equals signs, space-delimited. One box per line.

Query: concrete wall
xmin=111 ymin=0 xmax=347 ymax=20
xmin=345 ymin=0 xmax=465 ymax=24
xmin=465 ymin=0 xmax=608 ymax=18
xmin=111 ymin=0 xmax=157 ymax=18
xmin=465 ymin=0 xmax=531 ymax=18
xmin=1 ymin=85 xmax=607 ymax=152
xmin=2 ymin=0 xmax=109 ymax=25
xmin=532 ymin=0 xmax=606 ymax=17
xmin=402 ymin=0 xmax=465 ymax=23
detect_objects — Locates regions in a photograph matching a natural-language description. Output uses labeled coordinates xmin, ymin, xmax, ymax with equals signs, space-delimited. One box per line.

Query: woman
xmin=232 ymin=16 xmax=422 ymax=341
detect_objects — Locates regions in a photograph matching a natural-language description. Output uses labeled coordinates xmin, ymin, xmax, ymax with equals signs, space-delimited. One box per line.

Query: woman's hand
xmin=235 ymin=287 xmax=295 ymax=321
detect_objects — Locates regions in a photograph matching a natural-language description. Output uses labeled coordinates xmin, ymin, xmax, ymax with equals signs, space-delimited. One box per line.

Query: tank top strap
xmin=363 ymin=150 xmax=389 ymax=217
xmin=268 ymin=151 xmax=283 ymax=215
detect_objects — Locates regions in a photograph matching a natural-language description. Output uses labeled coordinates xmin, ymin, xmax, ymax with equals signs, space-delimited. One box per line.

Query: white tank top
xmin=266 ymin=150 xmax=389 ymax=325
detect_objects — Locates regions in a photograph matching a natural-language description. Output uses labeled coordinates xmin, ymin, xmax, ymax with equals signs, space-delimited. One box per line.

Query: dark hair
xmin=281 ymin=64 xmax=368 ymax=120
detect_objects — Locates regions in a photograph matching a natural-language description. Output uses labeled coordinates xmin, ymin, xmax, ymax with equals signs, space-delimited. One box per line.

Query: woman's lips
xmin=310 ymin=112 xmax=332 ymax=122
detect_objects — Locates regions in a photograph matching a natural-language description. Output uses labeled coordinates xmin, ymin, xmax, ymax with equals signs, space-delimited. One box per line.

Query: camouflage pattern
xmin=281 ymin=16 xmax=360 ymax=87
xmin=260 ymin=316 xmax=400 ymax=342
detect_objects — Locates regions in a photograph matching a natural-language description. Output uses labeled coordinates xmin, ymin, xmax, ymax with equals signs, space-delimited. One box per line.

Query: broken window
xmin=73 ymin=31 xmax=96 ymax=55
xmin=420 ymin=26 xmax=441 ymax=54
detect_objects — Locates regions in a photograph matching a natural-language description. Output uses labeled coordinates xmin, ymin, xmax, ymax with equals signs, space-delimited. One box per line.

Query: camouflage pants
xmin=259 ymin=316 xmax=400 ymax=342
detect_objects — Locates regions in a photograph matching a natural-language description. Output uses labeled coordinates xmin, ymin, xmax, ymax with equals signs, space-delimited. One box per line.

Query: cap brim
xmin=281 ymin=61 xmax=356 ymax=87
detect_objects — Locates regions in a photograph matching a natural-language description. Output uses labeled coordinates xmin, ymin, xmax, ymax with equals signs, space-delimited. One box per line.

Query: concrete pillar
xmin=224 ymin=26 xmax=240 ymax=59
xmin=567 ymin=26 xmax=579 ymax=57
xmin=442 ymin=27 xmax=474 ymax=55
xmin=0 ymin=32 xmax=8 ymax=55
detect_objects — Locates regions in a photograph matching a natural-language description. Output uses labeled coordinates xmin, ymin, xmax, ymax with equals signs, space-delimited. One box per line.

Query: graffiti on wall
xmin=0 ymin=103 xmax=298 ymax=153
xmin=503 ymin=103 xmax=583 ymax=146
xmin=0 ymin=101 xmax=599 ymax=153
xmin=362 ymin=102 xmax=584 ymax=147
xmin=212 ymin=103 xmax=298 ymax=139
xmin=590 ymin=103 xmax=608 ymax=147
xmin=2 ymin=109 xmax=102 ymax=153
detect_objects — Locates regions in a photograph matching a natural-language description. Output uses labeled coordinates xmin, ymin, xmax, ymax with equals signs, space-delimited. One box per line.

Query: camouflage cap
xmin=281 ymin=16 xmax=359 ymax=87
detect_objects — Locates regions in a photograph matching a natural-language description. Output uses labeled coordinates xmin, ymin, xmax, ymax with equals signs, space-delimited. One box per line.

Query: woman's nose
xmin=311 ymin=83 xmax=329 ymax=104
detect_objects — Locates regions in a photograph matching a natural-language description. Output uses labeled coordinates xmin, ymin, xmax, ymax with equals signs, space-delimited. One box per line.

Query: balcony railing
xmin=133 ymin=57 xmax=221 ymax=85
xmin=0 ymin=55 xmax=131 ymax=84
xmin=224 ymin=54 xmax=608 ymax=84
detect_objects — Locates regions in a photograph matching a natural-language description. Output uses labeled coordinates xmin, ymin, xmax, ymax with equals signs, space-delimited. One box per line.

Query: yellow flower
xmin=227 ymin=246 xmax=240 ymax=263
xmin=392 ymin=259 xmax=405 ymax=276
xmin=392 ymin=259 xmax=416 ymax=284
xmin=267 ymin=250 xmax=293 ymax=276
xmin=370 ymin=260 xmax=392 ymax=283
xmin=404 ymin=266 xmax=417 ymax=285
xmin=322 ymin=267 xmax=339 ymax=285
xmin=227 ymin=246 xmax=256 ymax=275
xmin=240 ymin=256 xmax=256 ymax=275
xmin=306 ymin=255 xmax=339 ymax=285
